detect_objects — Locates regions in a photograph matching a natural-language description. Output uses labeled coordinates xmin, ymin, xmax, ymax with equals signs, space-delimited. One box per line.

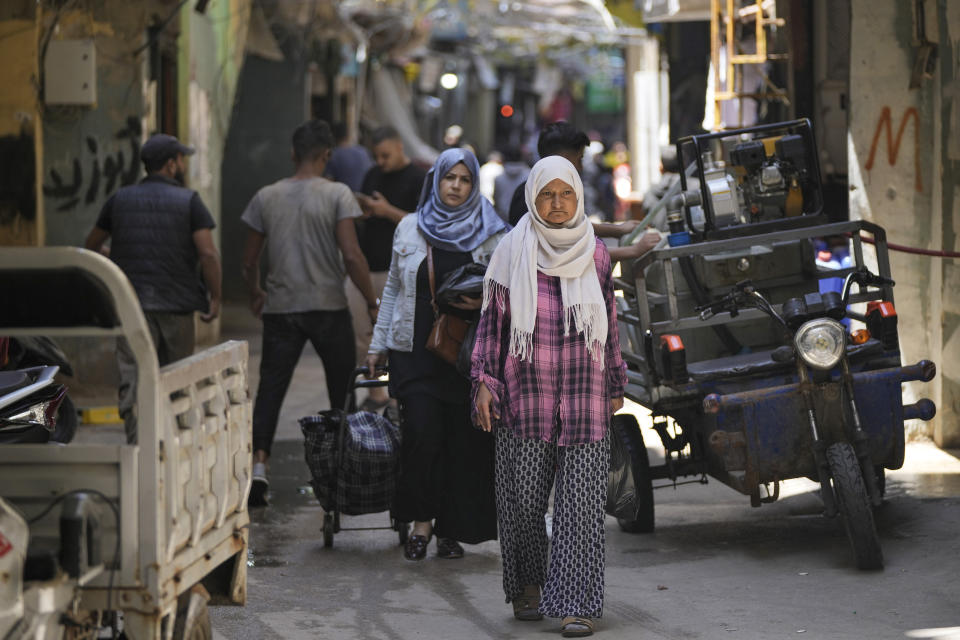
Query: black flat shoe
xmin=436 ymin=537 xmax=464 ymax=559
xmin=404 ymin=534 xmax=430 ymax=561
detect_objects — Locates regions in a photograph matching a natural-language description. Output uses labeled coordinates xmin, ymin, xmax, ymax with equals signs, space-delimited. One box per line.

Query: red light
xmin=500 ymin=104 xmax=514 ymax=118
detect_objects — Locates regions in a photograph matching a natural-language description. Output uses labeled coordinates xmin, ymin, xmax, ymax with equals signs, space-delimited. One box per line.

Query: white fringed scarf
xmin=482 ymin=156 xmax=607 ymax=364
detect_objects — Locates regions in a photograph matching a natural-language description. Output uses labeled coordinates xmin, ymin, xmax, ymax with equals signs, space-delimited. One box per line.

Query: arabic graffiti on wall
xmin=864 ymin=106 xmax=923 ymax=193
xmin=42 ymin=116 xmax=142 ymax=212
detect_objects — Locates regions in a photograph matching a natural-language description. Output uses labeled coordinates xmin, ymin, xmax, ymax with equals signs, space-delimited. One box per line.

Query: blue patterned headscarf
xmin=416 ymin=148 xmax=510 ymax=253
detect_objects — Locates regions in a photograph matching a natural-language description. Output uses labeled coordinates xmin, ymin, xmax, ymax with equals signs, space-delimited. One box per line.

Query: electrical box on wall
xmin=44 ymin=39 xmax=97 ymax=106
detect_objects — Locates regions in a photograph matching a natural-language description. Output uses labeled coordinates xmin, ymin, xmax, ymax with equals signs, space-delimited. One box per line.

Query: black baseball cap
xmin=140 ymin=133 xmax=195 ymax=164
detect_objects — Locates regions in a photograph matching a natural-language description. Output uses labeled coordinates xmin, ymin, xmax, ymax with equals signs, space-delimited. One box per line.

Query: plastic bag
xmin=606 ymin=418 xmax=640 ymax=520
xmin=606 ymin=414 xmax=654 ymax=532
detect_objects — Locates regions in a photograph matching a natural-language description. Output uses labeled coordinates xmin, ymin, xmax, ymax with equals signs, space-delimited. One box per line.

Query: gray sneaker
xmin=249 ymin=462 xmax=269 ymax=507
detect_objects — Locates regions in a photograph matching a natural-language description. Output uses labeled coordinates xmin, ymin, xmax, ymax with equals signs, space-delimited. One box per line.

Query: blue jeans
xmin=252 ymin=310 xmax=355 ymax=456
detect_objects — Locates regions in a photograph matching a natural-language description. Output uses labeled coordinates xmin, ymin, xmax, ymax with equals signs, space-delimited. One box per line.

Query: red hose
xmin=854 ymin=233 xmax=960 ymax=259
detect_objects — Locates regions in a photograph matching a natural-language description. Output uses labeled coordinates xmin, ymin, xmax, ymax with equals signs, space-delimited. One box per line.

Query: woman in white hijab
xmin=471 ymin=156 xmax=628 ymax=637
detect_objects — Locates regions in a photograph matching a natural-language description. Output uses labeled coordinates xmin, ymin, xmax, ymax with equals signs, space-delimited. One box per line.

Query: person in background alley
xmin=493 ymin=147 xmax=529 ymax=222
xmin=638 ymin=146 xmax=683 ymax=230
xmin=443 ymin=124 xmax=466 ymax=149
xmin=507 ymin=122 xmax=661 ymax=263
xmin=350 ymin=126 xmax=427 ymax=412
xmin=506 ymin=122 xmax=588 ymax=226
xmin=84 ymin=133 xmax=221 ymax=445
xmin=366 ymin=148 xmax=509 ymax=561
xmin=473 ymin=156 xmax=627 ymax=638
xmin=241 ymin=120 xmax=378 ymax=507
xmin=478 ymin=150 xmax=504 ymax=205
xmin=324 ymin=121 xmax=373 ymax=192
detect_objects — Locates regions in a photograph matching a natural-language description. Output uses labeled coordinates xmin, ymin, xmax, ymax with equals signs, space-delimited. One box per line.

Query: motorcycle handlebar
xmin=841 ymin=269 xmax=896 ymax=304
xmin=696 ymin=280 xmax=754 ymax=320
xmin=697 ymin=281 xmax=790 ymax=329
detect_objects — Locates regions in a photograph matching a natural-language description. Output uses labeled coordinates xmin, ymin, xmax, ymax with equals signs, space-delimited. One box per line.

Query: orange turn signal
xmin=660 ymin=334 xmax=685 ymax=352
xmin=851 ymin=329 xmax=871 ymax=345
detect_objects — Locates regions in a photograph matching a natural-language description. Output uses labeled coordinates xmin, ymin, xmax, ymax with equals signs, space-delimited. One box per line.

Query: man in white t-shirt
xmin=241 ymin=120 xmax=379 ymax=507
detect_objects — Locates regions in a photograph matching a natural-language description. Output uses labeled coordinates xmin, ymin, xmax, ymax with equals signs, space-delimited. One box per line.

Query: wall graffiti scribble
xmin=864 ymin=106 xmax=923 ymax=193
xmin=43 ymin=116 xmax=142 ymax=212
xmin=0 ymin=130 xmax=37 ymax=223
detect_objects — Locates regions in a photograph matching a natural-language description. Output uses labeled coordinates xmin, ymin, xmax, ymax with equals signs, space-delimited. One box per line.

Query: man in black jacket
xmin=85 ymin=133 xmax=221 ymax=443
xmin=508 ymin=122 xmax=661 ymax=262
xmin=350 ymin=126 xmax=427 ymax=411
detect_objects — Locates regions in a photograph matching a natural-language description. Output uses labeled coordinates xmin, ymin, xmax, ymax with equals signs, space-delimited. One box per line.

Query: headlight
xmin=794 ymin=318 xmax=845 ymax=370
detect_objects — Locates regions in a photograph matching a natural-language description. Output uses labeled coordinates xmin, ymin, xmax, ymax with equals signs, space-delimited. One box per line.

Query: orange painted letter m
xmin=865 ymin=106 xmax=922 ymax=193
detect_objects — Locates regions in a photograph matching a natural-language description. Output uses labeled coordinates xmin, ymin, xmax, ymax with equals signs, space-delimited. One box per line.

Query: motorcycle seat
xmin=688 ymin=350 xmax=792 ymax=382
xmin=687 ymin=338 xmax=886 ymax=382
xmin=0 ymin=370 xmax=30 ymax=395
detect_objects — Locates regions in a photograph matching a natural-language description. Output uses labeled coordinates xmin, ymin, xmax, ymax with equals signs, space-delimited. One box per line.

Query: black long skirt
xmin=392 ymin=392 xmax=497 ymax=544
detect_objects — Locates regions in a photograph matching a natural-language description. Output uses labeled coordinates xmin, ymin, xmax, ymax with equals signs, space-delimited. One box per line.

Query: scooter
xmin=0 ymin=336 xmax=76 ymax=443
xmin=0 ymin=365 xmax=68 ymax=444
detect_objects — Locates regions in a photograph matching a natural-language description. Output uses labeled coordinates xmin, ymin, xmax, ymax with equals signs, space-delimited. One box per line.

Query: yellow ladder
xmin=710 ymin=0 xmax=791 ymax=129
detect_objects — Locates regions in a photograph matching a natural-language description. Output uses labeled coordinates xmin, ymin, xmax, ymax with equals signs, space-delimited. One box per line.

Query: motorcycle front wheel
xmin=826 ymin=442 xmax=883 ymax=570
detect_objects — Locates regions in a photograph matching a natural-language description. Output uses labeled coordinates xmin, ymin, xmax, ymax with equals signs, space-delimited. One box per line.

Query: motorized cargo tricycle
xmin=614 ymin=119 xmax=937 ymax=570
xmin=0 ymin=248 xmax=252 ymax=638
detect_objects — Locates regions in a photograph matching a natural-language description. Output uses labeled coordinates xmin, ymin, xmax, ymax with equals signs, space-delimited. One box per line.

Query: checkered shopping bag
xmin=299 ymin=409 xmax=401 ymax=516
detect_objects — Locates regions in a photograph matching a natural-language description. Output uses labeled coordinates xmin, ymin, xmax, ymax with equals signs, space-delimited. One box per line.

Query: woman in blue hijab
xmin=416 ymin=148 xmax=510 ymax=251
xmin=367 ymin=148 xmax=508 ymax=561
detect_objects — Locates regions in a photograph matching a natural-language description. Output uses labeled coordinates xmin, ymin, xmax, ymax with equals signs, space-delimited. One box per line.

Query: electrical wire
xmin=131 ymin=0 xmax=190 ymax=56
xmin=27 ymin=488 xmax=121 ymax=639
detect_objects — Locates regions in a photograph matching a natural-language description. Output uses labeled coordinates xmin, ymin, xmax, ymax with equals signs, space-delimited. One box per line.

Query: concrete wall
xmin=934 ymin=4 xmax=960 ymax=448
xmin=36 ymin=1 xmax=250 ymax=249
xmin=178 ymin=0 xmax=252 ymax=343
xmin=220 ymin=52 xmax=311 ymax=302
xmin=178 ymin=0 xmax=251 ymax=240
xmin=3 ymin=1 xmax=251 ymax=398
xmin=0 ymin=5 xmax=41 ymax=246
xmin=848 ymin=0 xmax=960 ymax=446
xmin=41 ymin=4 xmax=149 ymax=247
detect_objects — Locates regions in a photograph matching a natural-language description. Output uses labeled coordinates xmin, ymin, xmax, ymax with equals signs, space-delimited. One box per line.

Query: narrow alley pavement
xmin=211 ymin=307 xmax=960 ymax=640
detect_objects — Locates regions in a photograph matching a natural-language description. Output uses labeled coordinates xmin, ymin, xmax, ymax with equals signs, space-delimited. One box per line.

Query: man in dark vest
xmin=85 ymin=133 xmax=222 ymax=443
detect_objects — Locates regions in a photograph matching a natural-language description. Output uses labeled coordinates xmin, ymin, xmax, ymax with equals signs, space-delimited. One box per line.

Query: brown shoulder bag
xmin=425 ymin=245 xmax=469 ymax=365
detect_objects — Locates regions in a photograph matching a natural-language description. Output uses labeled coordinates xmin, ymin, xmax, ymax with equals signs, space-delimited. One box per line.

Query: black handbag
xmin=435 ymin=262 xmax=486 ymax=306
xmin=425 ymin=246 xmax=484 ymax=377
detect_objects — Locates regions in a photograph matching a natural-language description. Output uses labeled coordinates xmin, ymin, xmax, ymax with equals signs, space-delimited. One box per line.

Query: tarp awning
xmin=641 ymin=0 xmax=711 ymax=23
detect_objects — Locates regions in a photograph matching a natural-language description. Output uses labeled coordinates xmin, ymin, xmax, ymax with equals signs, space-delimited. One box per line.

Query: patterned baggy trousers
xmin=494 ymin=427 xmax=610 ymax=619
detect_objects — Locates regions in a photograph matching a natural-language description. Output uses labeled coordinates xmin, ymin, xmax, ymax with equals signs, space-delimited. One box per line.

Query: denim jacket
xmin=369 ymin=214 xmax=505 ymax=354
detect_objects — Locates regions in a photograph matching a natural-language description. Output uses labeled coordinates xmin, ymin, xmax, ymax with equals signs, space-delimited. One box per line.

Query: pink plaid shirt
xmin=471 ymin=239 xmax=627 ymax=446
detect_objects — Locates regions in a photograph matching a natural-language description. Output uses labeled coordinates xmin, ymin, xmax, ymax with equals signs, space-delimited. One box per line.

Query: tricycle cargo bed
xmin=0 ymin=248 xmax=251 ymax=639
